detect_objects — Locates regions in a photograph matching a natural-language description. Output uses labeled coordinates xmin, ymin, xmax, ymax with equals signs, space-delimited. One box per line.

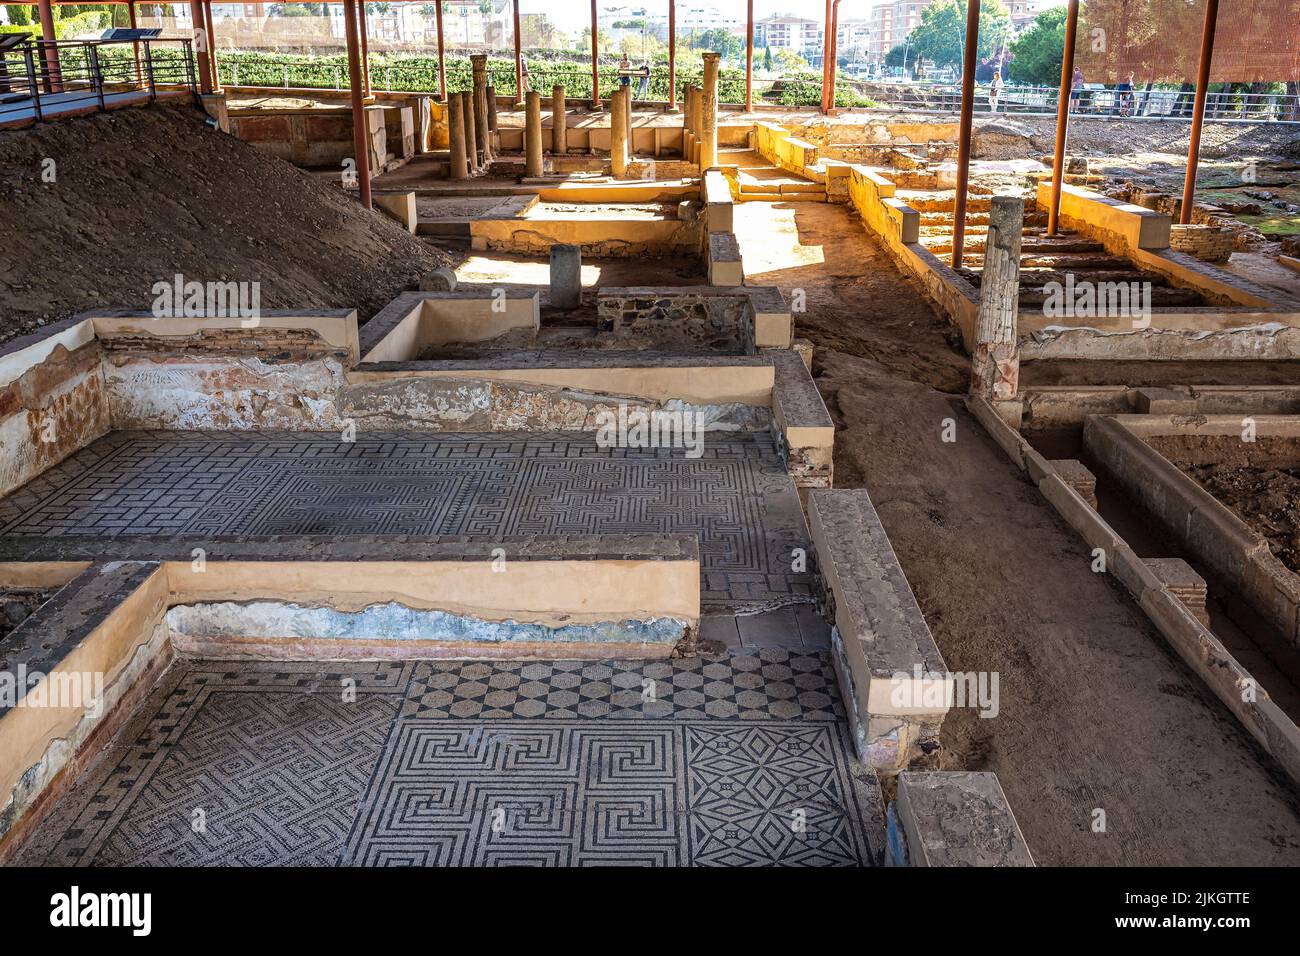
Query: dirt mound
xmin=0 ymin=102 xmax=450 ymax=345
xmin=1189 ymin=464 xmax=1300 ymax=574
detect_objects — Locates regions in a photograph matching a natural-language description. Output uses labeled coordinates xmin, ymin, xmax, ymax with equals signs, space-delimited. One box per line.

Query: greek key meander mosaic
xmin=0 ymin=431 xmax=815 ymax=609
xmin=15 ymin=654 xmax=883 ymax=866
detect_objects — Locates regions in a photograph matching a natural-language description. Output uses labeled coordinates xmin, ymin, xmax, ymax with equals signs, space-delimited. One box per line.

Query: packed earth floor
xmin=740 ymin=199 xmax=1300 ymax=866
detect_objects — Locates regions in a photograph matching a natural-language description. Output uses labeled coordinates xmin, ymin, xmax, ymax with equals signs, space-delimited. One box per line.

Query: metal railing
xmin=841 ymin=79 xmax=1300 ymax=122
xmin=0 ymin=37 xmax=199 ymax=124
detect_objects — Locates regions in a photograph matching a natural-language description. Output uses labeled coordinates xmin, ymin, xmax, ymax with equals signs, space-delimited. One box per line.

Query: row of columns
xmin=446 ymin=54 xmax=497 ymax=180
xmin=679 ymin=53 xmax=720 ymax=173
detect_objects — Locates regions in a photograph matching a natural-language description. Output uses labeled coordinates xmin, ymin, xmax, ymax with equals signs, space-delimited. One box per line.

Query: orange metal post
xmin=358 ymin=1 xmax=371 ymax=96
xmin=435 ymin=0 xmax=446 ymax=100
xmin=1181 ymin=0 xmax=1220 ymax=224
xmin=128 ymin=0 xmax=143 ymax=86
xmin=1047 ymin=0 xmax=1079 ymax=236
xmin=951 ymin=0 xmax=980 ymax=267
xmin=513 ymin=0 xmax=524 ymax=106
xmin=819 ymin=0 xmax=832 ymax=112
xmin=668 ymin=0 xmax=676 ymax=110
xmin=189 ymin=1 xmax=212 ymax=94
xmin=36 ymin=0 xmax=62 ymax=93
xmin=203 ymin=0 xmax=220 ymax=92
xmin=343 ymin=0 xmax=373 ymax=209
xmin=590 ymin=0 xmax=600 ymax=107
xmin=823 ymin=0 xmax=842 ymax=113
xmin=744 ymin=0 xmax=753 ymax=112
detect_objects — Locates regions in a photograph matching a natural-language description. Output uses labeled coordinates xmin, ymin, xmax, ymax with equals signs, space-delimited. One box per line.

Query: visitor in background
xmin=988 ymin=69 xmax=1003 ymax=113
xmin=520 ymin=59 xmax=531 ymax=94
xmin=618 ymin=54 xmax=632 ymax=93
xmin=1115 ymin=70 xmax=1136 ymax=115
xmin=636 ymin=62 xmax=650 ymax=99
xmin=1070 ymin=67 xmax=1084 ymax=113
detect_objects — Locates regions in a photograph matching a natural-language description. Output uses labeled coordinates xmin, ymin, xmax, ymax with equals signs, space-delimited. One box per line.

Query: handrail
xmin=0 ymin=37 xmax=199 ymax=124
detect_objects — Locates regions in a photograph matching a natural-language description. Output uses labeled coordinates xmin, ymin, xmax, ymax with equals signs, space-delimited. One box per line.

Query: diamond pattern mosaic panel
xmin=15 ymin=654 xmax=881 ymax=867
xmin=0 ymin=431 xmax=814 ymax=608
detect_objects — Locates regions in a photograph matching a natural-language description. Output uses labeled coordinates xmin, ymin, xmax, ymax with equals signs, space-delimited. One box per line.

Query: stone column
xmin=549 ymin=243 xmax=582 ymax=310
xmin=460 ymin=91 xmax=478 ymax=174
xmin=471 ymin=54 xmax=490 ymax=165
xmin=623 ymin=86 xmax=633 ymax=160
xmin=685 ymin=85 xmax=699 ymax=164
xmin=485 ymin=84 xmax=499 ymax=155
xmin=700 ymin=52 xmax=720 ymax=170
xmin=970 ymin=195 xmax=1024 ymax=403
xmin=447 ymin=92 xmax=468 ymax=180
xmin=552 ymin=84 xmax=567 ymax=155
xmin=525 ymin=90 xmax=544 ymax=177
xmin=610 ymin=82 xmax=629 ymax=178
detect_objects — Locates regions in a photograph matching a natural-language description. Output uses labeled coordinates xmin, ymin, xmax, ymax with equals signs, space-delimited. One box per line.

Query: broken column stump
xmin=447 ymin=93 xmax=468 ymax=180
xmin=549 ymin=244 xmax=582 ymax=311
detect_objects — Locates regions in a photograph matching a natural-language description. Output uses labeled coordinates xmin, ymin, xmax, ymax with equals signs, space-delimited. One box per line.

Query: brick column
xmin=970 ymin=195 xmax=1024 ymax=403
xmin=471 ymin=54 xmax=490 ymax=165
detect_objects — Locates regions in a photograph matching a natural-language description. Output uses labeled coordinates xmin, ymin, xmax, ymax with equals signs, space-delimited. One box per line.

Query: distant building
xmin=1007 ymin=0 xmax=1049 ymax=33
xmin=754 ymin=15 xmax=824 ymax=56
xmin=866 ymin=1 xmax=935 ymax=64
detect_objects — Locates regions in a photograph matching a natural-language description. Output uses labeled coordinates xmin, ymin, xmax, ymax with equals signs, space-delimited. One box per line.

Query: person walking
xmin=636 ymin=61 xmax=650 ymax=99
xmin=988 ymin=68 xmax=1003 ymax=113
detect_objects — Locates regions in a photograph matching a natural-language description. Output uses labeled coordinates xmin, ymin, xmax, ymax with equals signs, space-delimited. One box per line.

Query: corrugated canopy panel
xmin=1073 ymin=0 xmax=1300 ymax=84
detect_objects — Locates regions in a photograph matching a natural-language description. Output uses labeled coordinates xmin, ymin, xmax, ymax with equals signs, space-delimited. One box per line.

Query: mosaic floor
xmin=16 ymin=652 xmax=883 ymax=867
xmin=0 ymin=431 xmax=814 ymax=610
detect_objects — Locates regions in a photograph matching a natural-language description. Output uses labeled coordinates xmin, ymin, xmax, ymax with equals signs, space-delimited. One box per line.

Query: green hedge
xmin=209 ymin=50 xmax=754 ymax=104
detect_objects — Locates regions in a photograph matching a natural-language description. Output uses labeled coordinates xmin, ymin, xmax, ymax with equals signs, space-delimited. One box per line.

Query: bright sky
xmin=537 ymin=0 xmax=1069 ymax=36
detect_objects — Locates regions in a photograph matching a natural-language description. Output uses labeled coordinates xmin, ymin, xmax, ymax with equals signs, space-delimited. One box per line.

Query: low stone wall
xmin=469 ymin=197 xmax=704 ymax=258
xmin=0 ymin=561 xmax=172 ymax=856
xmin=1170 ymin=223 xmax=1236 ymax=263
xmin=0 ymin=320 xmax=110 ymax=500
xmin=753 ymin=120 xmax=821 ymax=182
xmin=1083 ymin=414 xmax=1300 ymax=647
xmin=343 ymin=354 xmax=776 ymax=433
xmin=769 ymin=350 xmax=834 ymax=489
xmin=358 ymin=291 xmax=540 ymax=361
xmin=807 ymin=489 xmax=950 ymax=771
xmin=0 ymin=534 xmax=701 ymax=856
xmin=596 ymin=285 xmax=792 ymax=351
xmin=93 ymin=309 xmax=359 ymax=431
xmin=968 ymin=395 xmax=1300 ymax=788
xmin=887 ymin=771 xmax=1035 ymax=867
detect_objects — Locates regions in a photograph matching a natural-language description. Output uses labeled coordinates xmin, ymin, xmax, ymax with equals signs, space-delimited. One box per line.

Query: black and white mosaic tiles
xmin=15 ymin=653 xmax=882 ymax=867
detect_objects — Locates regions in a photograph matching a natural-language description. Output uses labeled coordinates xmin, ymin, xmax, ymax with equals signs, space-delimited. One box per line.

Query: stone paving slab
xmin=14 ymin=653 xmax=883 ymax=867
xmin=0 ymin=431 xmax=815 ymax=611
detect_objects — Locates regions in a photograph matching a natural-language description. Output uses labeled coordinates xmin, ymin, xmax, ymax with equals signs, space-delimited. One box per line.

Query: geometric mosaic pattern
xmin=343 ymin=720 xmax=878 ymax=867
xmin=14 ymin=653 xmax=882 ymax=867
xmin=399 ymin=655 xmax=843 ymax=721
xmin=0 ymin=430 xmax=815 ymax=608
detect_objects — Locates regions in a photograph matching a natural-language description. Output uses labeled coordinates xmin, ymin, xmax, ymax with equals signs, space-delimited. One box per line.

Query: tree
xmin=1008 ymin=5 xmax=1066 ymax=85
xmin=763 ymin=45 xmax=773 ymax=72
xmin=691 ymin=27 xmax=742 ymax=61
xmin=4 ymin=5 xmax=33 ymax=26
xmin=903 ymin=0 xmax=1012 ymax=74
